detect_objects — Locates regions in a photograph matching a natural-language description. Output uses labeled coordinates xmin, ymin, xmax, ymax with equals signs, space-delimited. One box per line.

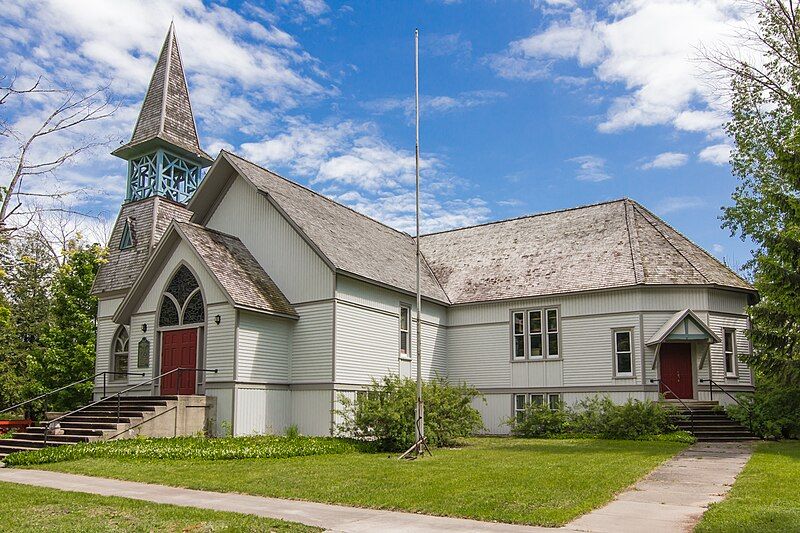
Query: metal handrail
xmin=700 ymin=378 xmax=754 ymax=432
xmin=43 ymin=367 xmax=217 ymax=445
xmin=650 ymin=378 xmax=694 ymax=434
xmin=0 ymin=371 xmax=145 ymax=416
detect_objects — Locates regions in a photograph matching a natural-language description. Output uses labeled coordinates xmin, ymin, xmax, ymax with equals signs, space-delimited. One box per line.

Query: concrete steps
xmin=661 ymin=400 xmax=758 ymax=442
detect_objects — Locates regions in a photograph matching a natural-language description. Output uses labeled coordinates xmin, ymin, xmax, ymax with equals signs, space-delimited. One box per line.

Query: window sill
xmin=613 ymin=375 xmax=635 ymax=380
xmin=510 ymin=358 xmax=562 ymax=363
xmin=398 ymin=356 xmax=412 ymax=362
xmin=725 ymin=375 xmax=739 ymax=380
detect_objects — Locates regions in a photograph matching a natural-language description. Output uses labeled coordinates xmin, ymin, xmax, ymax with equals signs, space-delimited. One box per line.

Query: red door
xmin=160 ymin=328 xmax=198 ymax=395
xmin=659 ymin=343 xmax=693 ymax=399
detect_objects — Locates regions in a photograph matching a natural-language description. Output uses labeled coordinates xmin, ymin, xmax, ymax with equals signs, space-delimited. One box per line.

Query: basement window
xmin=510 ymin=307 xmax=560 ymax=360
xmin=514 ymin=393 xmax=563 ymax=421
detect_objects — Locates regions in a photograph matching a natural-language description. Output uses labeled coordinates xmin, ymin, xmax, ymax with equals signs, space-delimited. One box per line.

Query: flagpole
xmin=414 ymin=28 xmax=424 ymax=453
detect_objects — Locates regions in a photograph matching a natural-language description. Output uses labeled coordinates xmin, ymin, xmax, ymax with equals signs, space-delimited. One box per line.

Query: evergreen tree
xmin=718 ymin=0 xmax=800 ymax=384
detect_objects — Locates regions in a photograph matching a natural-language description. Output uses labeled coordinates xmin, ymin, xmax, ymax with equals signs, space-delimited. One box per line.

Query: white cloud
xmin=656 ymin=195 xmax=705 ymax=214
xmin=423 ymin=33 xmax=472 ymax=59
xmin=362 ymin=90 xmax=506 ymax=120
xmin=698 ymin=143 xmax=731 ymax=165
xmin=570 ymin=155 xmax=612 ymax=182
xmin=279 ymin=0 xmax=330 ymax=17
xmin=490 ymin=1 xmax=753 ymax=137
xmin=712 ymin=243 xmax=724 ymax=254
xmin=640 ymin=151 xmax=688 ymax=170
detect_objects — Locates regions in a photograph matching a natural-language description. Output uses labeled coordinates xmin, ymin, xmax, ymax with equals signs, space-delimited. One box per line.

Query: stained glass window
xmin=183 ymin=291 xmax=204 ymax=325
xmin=168 ymin=265 xmax=199 ymax=307
xmin=159 ymin=296 xmax=180 ymax=327
xmin=159 ymin=265 xmax=204 ymax=327
xmin=111 ymin=327 xmax=129 ymax=380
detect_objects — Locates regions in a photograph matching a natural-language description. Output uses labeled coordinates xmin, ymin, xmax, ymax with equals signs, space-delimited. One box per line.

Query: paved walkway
xmin=0 ymin=441 xmax=753 ymax=533
xmin=566 ymin=441 xmax=754 ymax=533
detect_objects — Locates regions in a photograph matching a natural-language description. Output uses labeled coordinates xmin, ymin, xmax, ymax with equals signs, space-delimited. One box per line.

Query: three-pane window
xmin=614 ymin=330 xmax=633 ymax=377
xmin=512 ymin=308 xmax=560 ymax=359
xmin=399 ymin=306 xmax=411 ymax=358
xmin=514 ymin=393 xmax=561 ymax=421
xmin=724 ymin=329 xmax=737 ymax=376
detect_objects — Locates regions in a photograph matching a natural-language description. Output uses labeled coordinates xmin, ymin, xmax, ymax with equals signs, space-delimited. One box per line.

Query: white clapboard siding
xmin=237 ymin=311 xmax=292 ymax=384
xmin=206 ymin=303 xmax=236 ymax=382
xmin=708 ymin=313 xmax=753 ymax=384
xmin=447 ymin=324 xmax=510 ymax=388
xmin=421 ymin=320 xmax=447 ymax=378
xmin=335 ymin=301 xmax=398 ymax=384
xmin=291 ymin=301 xmax=333 ymax=383
xmin=234 ymin=387 xmax=290 ymax=435
xmin=205 ymin=386 xmax=233 ymax=437
xmin=94 ymin=317 xmax=118 ymax=386
xmin=139 ymin=240 xmax=227 ymax=313
xmin=708 ymin=289 xmax=749 ymax=316
xmin=336 ymin=274 xmax=448 ymax=325
xmin=127 ymin=312 xmax=156 ymax=386
xmin=448 ymin=287 xmax=710 ymax=327
xmin=473 ymin=394 xmax=511 ymax=435
xmin=642 ymin=311 xmax=682 ymax=380
xmin=561 ymin=313 xmax=642 ymax=386
xmin=332 ymin=390 xmax=356 ymax=436
xmin=562 ymin=390 xmax=652 ymax=406
xmin=205 ymin=175 xmax=334 ymax=303
xmin=511 ymin=360 xmax=563 ymax=388
xmin=291 ymin=389 xmax=332 ymax=436
xmin=97 ymin=297 xmax=123 ymax=319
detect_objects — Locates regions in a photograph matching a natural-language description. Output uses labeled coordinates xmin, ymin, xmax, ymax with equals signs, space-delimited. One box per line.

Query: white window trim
xmin=399 ymin=304 xmax=412 ymax=360
xmin=110 ymin=326 xmax=130 ymax=382
xmin=514 ymin=394 xmax=526 ymax=422
xmin=510 ymin=307 xmax=561 ymax=361
xmin=723 ymin=328 xmax=738 ymax=378
xmin=613 ymin=328 xmax=634 ymax=378
xmin=512 ymin=392 xmax=563 ymax=420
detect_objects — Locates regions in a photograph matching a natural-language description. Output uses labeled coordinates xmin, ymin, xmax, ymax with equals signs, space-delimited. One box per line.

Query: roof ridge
xmin=632 ymin=201 xmax=750 ymax=286
xmin=421 ymin=198 xmax=629 ymax=237
xmin=222 ymin=150 xmax=418 ymax=239
xmin=623 ymin=199 xmax=644 ymax=284
xmin=630 ymin=202 xmax=710 ymax=283
xmin=177 ymin=219 xmax=242 ymax=241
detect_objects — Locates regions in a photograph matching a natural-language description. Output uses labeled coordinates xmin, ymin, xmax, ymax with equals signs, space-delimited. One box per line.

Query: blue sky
xmin=0 ymin=0 xmax=754 ymax=271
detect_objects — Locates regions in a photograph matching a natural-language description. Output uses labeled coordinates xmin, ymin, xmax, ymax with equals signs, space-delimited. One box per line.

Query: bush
xmin=508 ymin=401 xmax=566 ymax=437
xmin=4 ymin=435 xmax=361 ymax=466
xmin=336 ymin=374 xmax=484 ymax=451
xmin=510 ymin=395 xmax=676 ymax=441
xmin=727 ymin=377 xmax=800 ymax=439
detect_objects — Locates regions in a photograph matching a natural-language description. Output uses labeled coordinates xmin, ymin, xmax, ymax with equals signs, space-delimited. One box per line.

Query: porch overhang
xmin=647 ymin=309 xmax=721 ymax=370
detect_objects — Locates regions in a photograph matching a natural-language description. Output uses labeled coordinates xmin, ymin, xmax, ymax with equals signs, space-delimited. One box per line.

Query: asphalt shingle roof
xmin=419 ymin=199 xmax=753 ymax=304
xmin=176 ymin=222 xmax=297 ymax=317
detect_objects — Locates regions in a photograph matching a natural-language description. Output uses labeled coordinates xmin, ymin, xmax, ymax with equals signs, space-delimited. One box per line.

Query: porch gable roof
xmin=646 ymin=309 xmax=721 ymax=347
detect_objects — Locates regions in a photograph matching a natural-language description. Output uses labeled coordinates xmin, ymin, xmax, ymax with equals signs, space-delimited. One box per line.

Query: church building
xmin=93 ymin=26 xmax=757 ymax=436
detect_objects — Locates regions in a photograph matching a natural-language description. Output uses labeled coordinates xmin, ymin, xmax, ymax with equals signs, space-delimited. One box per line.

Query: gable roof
xmin=194 ymin=151 xmax=450 ymax=303
xmin=646 ymin=309 xmax=721 ymax=346
xmin=420 ymin=199 xmax=753 ymax=304
xmin=115 ymin=221 xmax=297 ymax=323
xmin=93 ymin=196 xmax=192 ymax=295
xmin=111 ymin=23 xmax=212 ymax=165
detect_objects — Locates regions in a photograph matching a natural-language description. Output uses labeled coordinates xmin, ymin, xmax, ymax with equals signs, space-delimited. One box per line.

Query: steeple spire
xmin=113 ymin=23 xmax=212 ymax=204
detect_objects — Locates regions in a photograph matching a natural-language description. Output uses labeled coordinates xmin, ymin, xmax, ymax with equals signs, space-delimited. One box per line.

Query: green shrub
xmin=510 ymin=395 xmax=676 ymax=441
xmin=5 ymin=435 xmax=360 ymax=466
xmin=727 ymin=377 xmax=800 ymax=439
xmin=508 ymin=401 xmax=566 ymax=437
xmin=336 ymin=374 xmax=484 ymax=451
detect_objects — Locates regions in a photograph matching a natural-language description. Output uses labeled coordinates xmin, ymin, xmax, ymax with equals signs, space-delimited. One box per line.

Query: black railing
xmin=699 ymin=378 xmax=754 ymax=433
xmin=42 ymin=367 xmax=217 ymax=445
xmin=0 ymin=371 xmax=145 ymax=417
xmin=650 ymin=378 xmax=694 ymax=434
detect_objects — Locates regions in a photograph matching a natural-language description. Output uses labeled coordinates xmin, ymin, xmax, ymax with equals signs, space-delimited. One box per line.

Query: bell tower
xmin=112 ymin=22 xmax=212 ymax=204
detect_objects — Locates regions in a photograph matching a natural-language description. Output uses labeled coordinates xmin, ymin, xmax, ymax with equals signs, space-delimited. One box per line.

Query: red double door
xmin=659 ymin=343 xmax=693 ymax=399
xmin=160 ymin=328 xmax=198 ymax=395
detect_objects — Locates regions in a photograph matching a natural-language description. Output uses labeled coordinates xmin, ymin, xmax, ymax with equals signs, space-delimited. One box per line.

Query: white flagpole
xmin=414 ymin=28 xmax=424 ymax=452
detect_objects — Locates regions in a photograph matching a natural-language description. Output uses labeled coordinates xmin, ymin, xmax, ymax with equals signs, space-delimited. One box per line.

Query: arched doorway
xmin=158 ymin=264 xmax=205 ymax=395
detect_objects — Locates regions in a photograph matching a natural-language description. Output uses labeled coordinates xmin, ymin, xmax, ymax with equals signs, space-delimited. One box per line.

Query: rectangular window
xmin=514 ymin=394 xmax=526 ymax=422
xmin=530 ymin=393 xmax=545 ymax=406
xmin=513 ymin=312 xmax=525 ymax=359
xmin=548 ymin=393 xmax=561 ymax=410
xmin=614 ymin=330 xmax=633 ymax=377
xmin=399 ymin=306 xmax=411 ymax=358
xmin=724 ymin=329 xmax=737 ymax=377
xmin=529 ymin=310 xmax=543 ymax=358
xmin=546 ymin=308 xmax=559 ymax=358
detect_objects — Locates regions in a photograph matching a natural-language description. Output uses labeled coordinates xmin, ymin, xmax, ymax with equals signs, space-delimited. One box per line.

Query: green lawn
xmin=23 ymin=437 xmax=685 ymax=527
xmin=696 ymin=440 xmax=800 ymax=533
xmin=0 ymin=481 xmax=318 ymax=532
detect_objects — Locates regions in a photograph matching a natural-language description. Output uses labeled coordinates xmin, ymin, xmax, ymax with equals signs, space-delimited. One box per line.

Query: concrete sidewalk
xmin=0 ymin=441 xmax=753 ymax=532
xmin=566 ymin=441 xmax=754 ymax=533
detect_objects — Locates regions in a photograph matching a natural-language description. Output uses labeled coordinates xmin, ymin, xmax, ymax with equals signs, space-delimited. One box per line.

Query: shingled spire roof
xmin=112 ymin=23 xmax=212 ymax=165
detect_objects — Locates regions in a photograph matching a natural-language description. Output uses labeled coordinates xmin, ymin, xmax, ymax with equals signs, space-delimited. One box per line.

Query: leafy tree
xmin=712 ymin=0 xmax=800 ymax=384
xmin=34 ymin=240 xmax=104 ymax=411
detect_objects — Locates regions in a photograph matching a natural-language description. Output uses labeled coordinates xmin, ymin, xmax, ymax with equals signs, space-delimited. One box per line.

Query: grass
xmin=22 ymin=437 xmax=685 ymax=527
xmin=0 ymin=481 xmax=319 ymax=532
xmin=696 ymin=440 xmax=800 ymax=533
xmin=5 ymin=435 xmax=362 ymax=466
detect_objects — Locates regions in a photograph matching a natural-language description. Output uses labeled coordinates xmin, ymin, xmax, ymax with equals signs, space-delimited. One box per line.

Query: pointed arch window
xmin=159 ymin=265 xmax=205 ymax=327
xmin=111 ymin=326 xmax=130 ymax=380
xmin=119 ymin=218 xmax=136 ymax=250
